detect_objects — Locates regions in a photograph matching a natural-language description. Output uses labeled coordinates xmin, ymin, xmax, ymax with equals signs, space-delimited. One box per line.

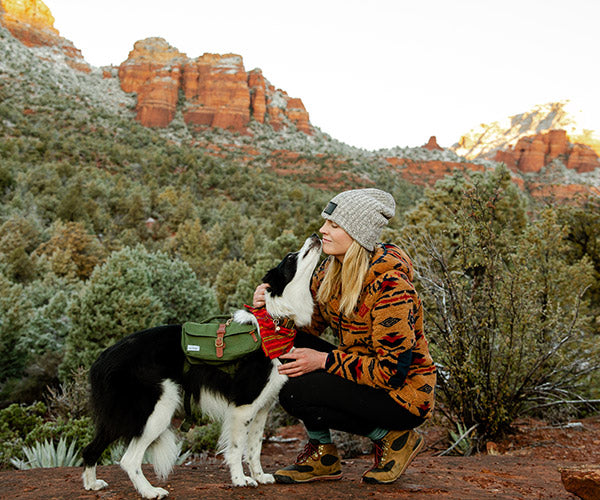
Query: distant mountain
xmin=1 ymin=0 xmax=598 ymax=203
xmin=451 ymin=101 xmax=600 ymax=161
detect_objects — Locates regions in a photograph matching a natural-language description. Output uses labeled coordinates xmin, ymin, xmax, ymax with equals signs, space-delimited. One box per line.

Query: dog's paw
xmin=83 ymin=479 xmax=108 ymax=491
xmin=255 ymin=473 xmax=275 ymax=484
xmin=232 ymin=475 xmax=259 ymax=488
xmin=141 ymin=486 xmax=169 ymax=499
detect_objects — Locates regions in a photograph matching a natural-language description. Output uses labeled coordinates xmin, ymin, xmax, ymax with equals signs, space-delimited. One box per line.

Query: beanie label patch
xmin=323 ymin=201 xmax=337 ymax=215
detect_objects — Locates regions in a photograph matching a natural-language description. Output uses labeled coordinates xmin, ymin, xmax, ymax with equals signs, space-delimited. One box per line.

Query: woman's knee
xmin=278 ymin=378 xmax=302 ymax=413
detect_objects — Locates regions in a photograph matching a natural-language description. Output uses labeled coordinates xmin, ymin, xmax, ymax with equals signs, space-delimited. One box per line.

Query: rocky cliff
xmin=118 ymin=37 xmax=313 ymax=134
xmin=452 ymin=101 xmax=600 ymax=161
xmin=494 ymin=129 xmax=600 ymax=174
xmin=0 ymin=0 xmax=90 ymax=72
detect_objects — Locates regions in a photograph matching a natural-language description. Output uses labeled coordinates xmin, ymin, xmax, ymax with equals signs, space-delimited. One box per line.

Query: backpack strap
xmin=215 ymin=323 xmax=226 ymax=358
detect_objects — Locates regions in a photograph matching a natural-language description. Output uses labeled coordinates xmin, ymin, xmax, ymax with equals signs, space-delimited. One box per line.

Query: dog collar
xmin=244 ymin=305 xmax=296 ymax=360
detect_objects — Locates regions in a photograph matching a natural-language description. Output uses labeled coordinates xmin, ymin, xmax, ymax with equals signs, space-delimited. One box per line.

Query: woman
xmin=253 ymin=188 xmax=436 ymax=484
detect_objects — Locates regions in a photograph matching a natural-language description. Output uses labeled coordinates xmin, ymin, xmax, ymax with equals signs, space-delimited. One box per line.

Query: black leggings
xmin=279 ymin=331 xmax=425 ymax=436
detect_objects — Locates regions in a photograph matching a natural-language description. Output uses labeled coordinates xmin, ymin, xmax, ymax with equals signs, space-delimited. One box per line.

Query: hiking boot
xmin=362 ymin=429 xmax=424 ymax=484
xmin=273 ymin=440 xmax=342 ymax=483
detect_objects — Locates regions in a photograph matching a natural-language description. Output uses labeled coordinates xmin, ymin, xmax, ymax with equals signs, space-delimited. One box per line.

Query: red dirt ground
xmin=1 ymin=416 xmax=599 ymax=500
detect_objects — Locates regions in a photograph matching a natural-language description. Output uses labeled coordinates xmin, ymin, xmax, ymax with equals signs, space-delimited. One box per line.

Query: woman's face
xmin=320 ymin=220 xmax=353 ymax=261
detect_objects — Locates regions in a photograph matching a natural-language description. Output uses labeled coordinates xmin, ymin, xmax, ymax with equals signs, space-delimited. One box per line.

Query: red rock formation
xmin=0 ymin=0 xmax=58 ymax=44
xmin=286 ymin=97 xmax=311 ymax=134
xmin=567 ymin=143 xmax=600 ymax=173
xmin=263 ymin=84 xmax=312 ymax=133
xmin=494 ymin=129 xmax=600 ymax=174
xmin=560 ymin=465 xmax=600 ymax=500
xmin=0 ymin=0 xmax=90 ymax=72
xmin=182 ymin=54 xmax=250 ymax=132
xmin=518 ymin=136 xmax=546 ymax=173
xmin=118 ymin=38 xmax=187 ymax=127
xmin=547 ymin=129 xmax=568 ymax=159
xmin=118 ymin=40 xmax=313 ymax=134
xmin=423 ymin=136 xmax=443 ymax=151
xmin=248 ymin=69 xmax=267 ymax=124
xmin=385 ymin=158 xmax=485 ymax=187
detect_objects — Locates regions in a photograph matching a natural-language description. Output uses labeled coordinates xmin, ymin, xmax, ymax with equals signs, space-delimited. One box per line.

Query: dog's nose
xmin=307 ymin=233 xmax=322 ymax=250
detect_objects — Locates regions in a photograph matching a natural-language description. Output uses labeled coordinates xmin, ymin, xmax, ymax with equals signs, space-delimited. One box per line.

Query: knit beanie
xmin=321 ymin=188 xmax=396 ymax=251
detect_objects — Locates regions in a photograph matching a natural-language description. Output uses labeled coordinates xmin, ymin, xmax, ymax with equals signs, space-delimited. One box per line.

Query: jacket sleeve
xmin=324 ymin=271 xmax=418 ymax=390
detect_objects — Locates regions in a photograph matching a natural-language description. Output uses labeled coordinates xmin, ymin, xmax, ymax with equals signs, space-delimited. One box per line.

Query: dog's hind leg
xmin=221 ymin=405 xmax=257 ymax=487
xmin=245 ymin=405 xmax=274 ymax=484
xmin=120 ymin=380 xmax=180 ymax=499
xmin=82 ymin=430 xmax=111 ymax=491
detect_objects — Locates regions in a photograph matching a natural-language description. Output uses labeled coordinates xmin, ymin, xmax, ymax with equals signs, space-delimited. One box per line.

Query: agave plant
xmin=10 ymin=437 xmax=82 ymax=469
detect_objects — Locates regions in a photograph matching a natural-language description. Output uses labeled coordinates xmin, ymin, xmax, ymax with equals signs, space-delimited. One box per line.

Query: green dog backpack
xmin=181 ymin=316 xmax=261 ymax=365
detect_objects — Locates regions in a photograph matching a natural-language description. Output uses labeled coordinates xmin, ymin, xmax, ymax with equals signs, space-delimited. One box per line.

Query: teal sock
xmin=367 ymin=427 xmax=388 ymax=441
xmin=306 ymin=429 xmax=332 ymax=444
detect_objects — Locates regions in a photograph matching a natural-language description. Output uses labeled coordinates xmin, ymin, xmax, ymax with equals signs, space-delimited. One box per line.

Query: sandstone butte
xmin=494 ymin=129 xmax=600 ymax=174
xmin=422 ymin=136 xmax=444 ymax=151
xmin=118 ymin=37 xmax=312 ymax=134
xmin=0 ymin=0 xmax=90 ymax=72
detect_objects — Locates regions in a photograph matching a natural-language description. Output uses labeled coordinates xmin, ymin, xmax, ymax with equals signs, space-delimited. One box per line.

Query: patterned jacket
xmin=301 ymin=243 xmax=436 ymax=419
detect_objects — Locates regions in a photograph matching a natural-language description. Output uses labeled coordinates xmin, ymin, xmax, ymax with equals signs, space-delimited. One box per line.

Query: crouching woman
xmin=254 ymin=188 xmax=436 ymax=484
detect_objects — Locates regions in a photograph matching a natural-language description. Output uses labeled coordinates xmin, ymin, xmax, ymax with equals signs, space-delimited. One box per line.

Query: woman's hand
xmin=253 ymin=283 xmax=270 ymax=307
xmin=278 ymin=348 xmax=329 ymax=377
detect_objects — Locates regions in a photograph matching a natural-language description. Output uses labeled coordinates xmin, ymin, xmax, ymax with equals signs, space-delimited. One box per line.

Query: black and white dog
xmin=81 ymin=234 xmax=322 ymax=499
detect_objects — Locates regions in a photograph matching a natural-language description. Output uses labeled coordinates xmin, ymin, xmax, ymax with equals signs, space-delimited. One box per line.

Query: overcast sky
xmin=43 ymin=0 xmax=600 ymax=150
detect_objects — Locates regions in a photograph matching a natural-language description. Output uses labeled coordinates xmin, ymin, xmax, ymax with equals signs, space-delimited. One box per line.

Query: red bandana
xmin=244 ymin=305 xmax=296 ymax=360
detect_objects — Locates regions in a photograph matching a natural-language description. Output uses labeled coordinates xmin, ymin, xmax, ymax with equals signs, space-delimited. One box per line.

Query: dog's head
xmin=261 ymin=233 xmax=322 ymax=327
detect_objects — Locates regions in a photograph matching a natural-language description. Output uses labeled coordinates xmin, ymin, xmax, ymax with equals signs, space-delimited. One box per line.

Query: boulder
xmin=560 ymin=465 xmax=600 ymax=500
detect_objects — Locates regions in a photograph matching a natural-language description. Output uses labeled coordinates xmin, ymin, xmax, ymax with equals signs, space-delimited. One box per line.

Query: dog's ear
xmin=263 ymin=251 xmax=298 ymax=297
xmin=262 ymin=268 xmax=284 ymax=297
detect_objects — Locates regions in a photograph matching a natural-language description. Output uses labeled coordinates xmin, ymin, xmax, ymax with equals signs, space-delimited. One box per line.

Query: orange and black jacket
xmin=301 ymin=243 xmax=436 ymax=419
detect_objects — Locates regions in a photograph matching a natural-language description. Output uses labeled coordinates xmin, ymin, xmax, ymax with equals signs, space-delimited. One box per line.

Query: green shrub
xmin=184 ymin=422 xmax=222 ymax=453
xmin=0 ymin=402 xmax=46 ymax=466
xmin=60 ymin=245 xmax=218 ymax=380
xmin=404 ymin=166 xmax=599 ymax=443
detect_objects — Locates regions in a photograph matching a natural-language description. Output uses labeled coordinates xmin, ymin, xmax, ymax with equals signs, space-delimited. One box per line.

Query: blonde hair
xmin=316 ymin=240 xmax=372 ymax=317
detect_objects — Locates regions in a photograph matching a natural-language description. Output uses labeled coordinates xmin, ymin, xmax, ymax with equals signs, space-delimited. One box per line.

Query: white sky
xmin=42 ymin=0 xmax=600 ymax=150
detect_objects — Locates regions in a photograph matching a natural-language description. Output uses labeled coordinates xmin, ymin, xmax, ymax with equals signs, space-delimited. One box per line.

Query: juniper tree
xmin=401 ymin=165 xmax=598 ymax=442
xmin=60 ymin=245 xmax=217 ymax=381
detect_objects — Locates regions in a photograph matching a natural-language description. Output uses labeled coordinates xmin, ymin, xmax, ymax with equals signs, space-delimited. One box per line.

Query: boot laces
xmin=296 ymin=441 xmax=319 ymax=464
xmin=370 ymin=440 xmax=385 ymax=470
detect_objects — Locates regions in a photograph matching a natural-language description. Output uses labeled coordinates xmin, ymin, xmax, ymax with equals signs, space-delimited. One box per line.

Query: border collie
xmin=81 ymin=234 xmax=322 ymax=499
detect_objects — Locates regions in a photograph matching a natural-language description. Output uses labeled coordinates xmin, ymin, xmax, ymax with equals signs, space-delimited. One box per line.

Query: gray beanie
xmin=321 ymin=188 xmax=395 ymax=251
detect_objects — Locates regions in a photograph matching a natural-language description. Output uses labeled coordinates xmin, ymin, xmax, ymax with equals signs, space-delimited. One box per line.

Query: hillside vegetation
xmin=0 ymin=24 xmax=599 ymax=467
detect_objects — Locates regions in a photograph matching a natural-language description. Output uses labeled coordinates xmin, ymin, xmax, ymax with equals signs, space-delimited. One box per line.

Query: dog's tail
xmin=149 ymin=428 xmax=180 ymax=480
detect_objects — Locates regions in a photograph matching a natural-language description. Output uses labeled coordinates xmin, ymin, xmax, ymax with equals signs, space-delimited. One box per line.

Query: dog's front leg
xmin=222 ymin=406 xmax=258 ymax=487
xmin=245 ymin=405 xmax=274 ymax=484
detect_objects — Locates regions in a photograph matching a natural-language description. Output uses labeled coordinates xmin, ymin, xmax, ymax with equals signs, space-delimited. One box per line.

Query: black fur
xmin=261 ymin=252 xmax=298 ymax=297
xmin=80 ymin=234 xmax=322 ymax=497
